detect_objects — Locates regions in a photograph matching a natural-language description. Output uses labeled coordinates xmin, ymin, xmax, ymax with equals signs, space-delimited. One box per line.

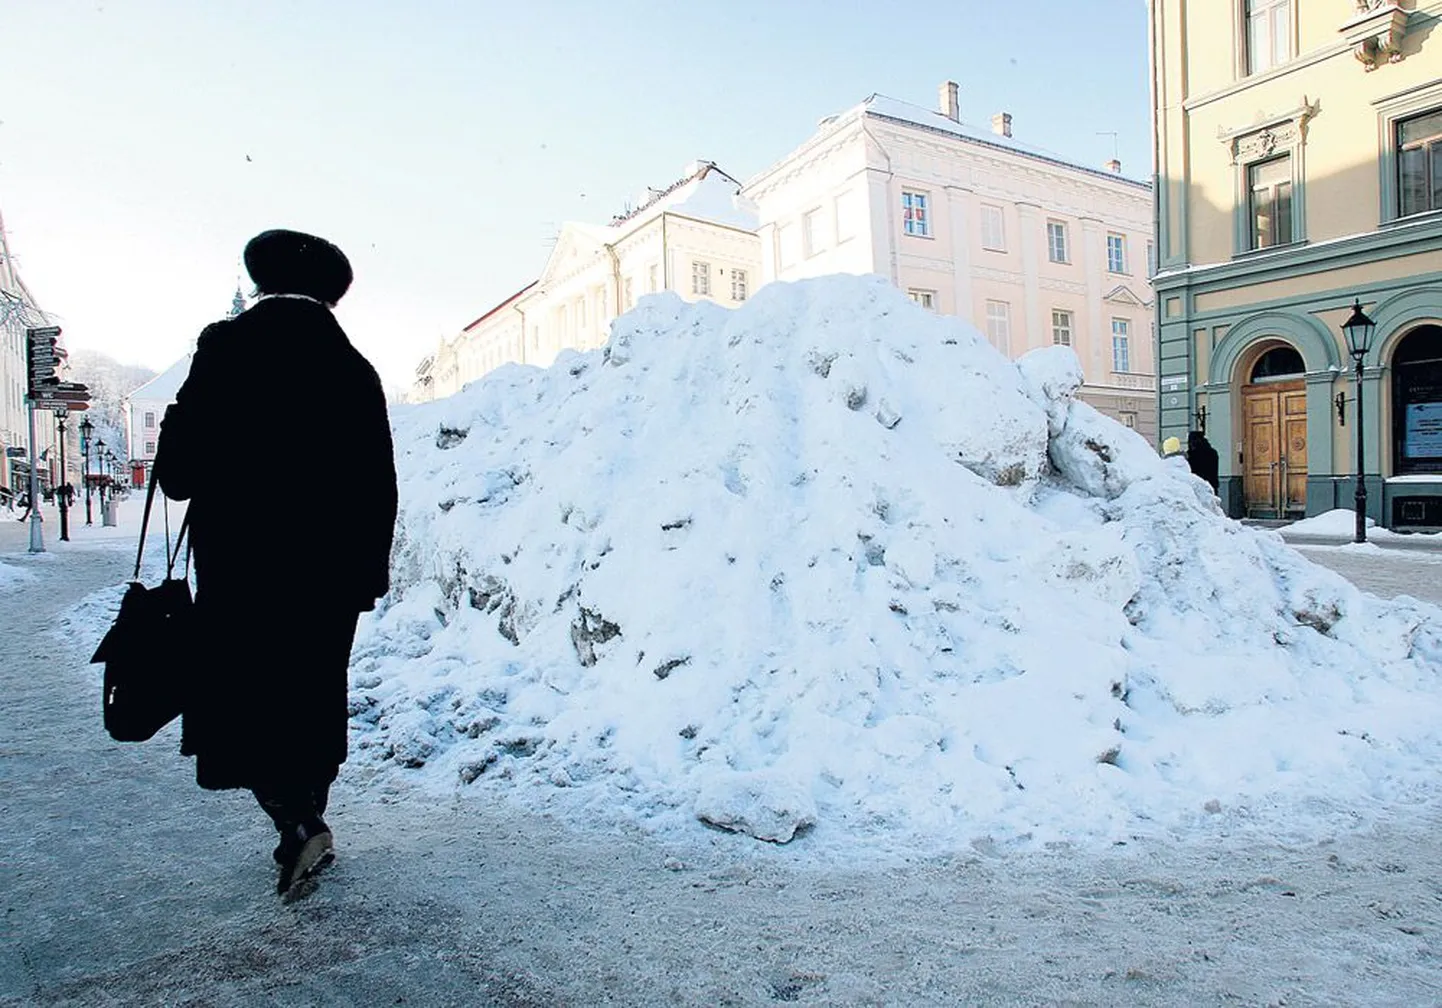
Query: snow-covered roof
xmin=126 ymin=353 xmax=192 ymax=405
xmin=606 ymin=162 xmax=758 ymax=233
xmin=824 ymin=93 xmax=1150 ymax=189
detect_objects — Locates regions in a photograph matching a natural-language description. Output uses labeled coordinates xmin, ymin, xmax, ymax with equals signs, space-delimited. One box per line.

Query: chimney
xmin=939 ymin=81 xmax=960 ymax=122
xmin=1105 ymin=158 xmax=1123 ymax=174
xmin=991 ymin=112 xmax=1013 ymax=138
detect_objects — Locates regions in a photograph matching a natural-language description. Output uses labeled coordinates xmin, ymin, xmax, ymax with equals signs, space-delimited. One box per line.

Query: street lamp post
xmin=55 ymin=409 xmax=70 ymax=542
xmin=95 ymin=439 xmax=106 ymax=511
xmin=1341 ymin=299 xmax=1378 ymax=544
xmin=79 ymin=416 xmax=93 ymax=525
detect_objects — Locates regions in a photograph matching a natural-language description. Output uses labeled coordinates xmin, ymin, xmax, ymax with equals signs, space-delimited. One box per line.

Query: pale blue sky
xmin=1 ymin=0 xmax=1151 ymax=390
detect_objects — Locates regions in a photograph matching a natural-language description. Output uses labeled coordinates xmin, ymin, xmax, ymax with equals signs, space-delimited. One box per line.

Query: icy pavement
xmin=5 ymin=520 xmax=1442 ymax=1003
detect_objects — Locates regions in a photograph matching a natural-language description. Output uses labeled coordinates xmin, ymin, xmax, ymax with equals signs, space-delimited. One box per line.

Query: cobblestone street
xmin=1293 ymin=543 xmax=1442 ymax=606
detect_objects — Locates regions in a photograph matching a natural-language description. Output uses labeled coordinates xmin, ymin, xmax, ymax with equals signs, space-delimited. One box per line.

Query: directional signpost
xmin=25 ymin=327 xmax=90 ymax=552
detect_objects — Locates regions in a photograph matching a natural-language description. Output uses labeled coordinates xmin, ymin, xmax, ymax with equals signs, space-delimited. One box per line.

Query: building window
xmin=1248 ymin=155 xmax=1293 ymax=249
xmin=144 ymin=441 xmax=155 ymax=456
xmin=1398 ymin=108 xmax=1442 ymax=218
xmin=143 ymin=411 xmax=155 ymax=428
xmin=980 ymin=204 xmax=1006 ymax=251
xmin=1051 ymin=310 xmax=1073 ymax=346
xmin=985 ymin=300 xmax=1011 ymax=353
xmin=1146 ymin=240 xmax=1156 ymax=277
xmin=908 ymin=289 xmax=936 ymax=311
xmin=1046 ymin=220 xmax=1069 ymax=263
xmin=802 ymin=207 xmax=823 ymax=257
xmin=1106 ymin=233 xmax=1127 ymax=274
xmin=1392 ymin=325 xmax=1442 ymax=476
xmin=902 ymin=191 xmax=930 ymax=237
xmin=1112 ymin=318 xmax=1131 ymax=372
xmin=835 ymin=190 xmax=859 ymax=243
xmin=624 ymin=277 xmax=634 ymax=310
xmin=578 ymin=297 xmax=587 ymax=328
xmin=732 ymin=269 xmax=748 ymax=302
xmin=648 ymin=264 xmax=659 ymax=292
xmin=1122 ymin=412 xmax=1137 ymax=429
xmin=692 ymin=261 xmax=710 ymax=296
xmin=1245 ymin=0 xmax=1292 ymax=76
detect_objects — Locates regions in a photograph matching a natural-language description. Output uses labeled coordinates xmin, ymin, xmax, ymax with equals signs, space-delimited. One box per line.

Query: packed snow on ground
xmin=1288 ymin=507 xmax=1437 ymax=540
xmin=350 ymin=276 xmax=1442 ymax=857
xmin=1287 ymin=509 xmax=1377 ymax=537
xmin=0 ymin=559 xmax=34 ymax=590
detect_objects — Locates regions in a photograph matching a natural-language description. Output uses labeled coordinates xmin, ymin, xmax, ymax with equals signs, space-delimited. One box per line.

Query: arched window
xmin=1249 ymin=345 xmax=1305 ymax=381
xmin=1393 ymin=325 xmax=1442 ymax=476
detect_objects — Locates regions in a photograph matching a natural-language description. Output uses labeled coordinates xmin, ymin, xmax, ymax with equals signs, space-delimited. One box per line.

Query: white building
xmin=125 ymin=353 xmax=193 ymax=485
xmin=742 ymin=83 xmax=1158 ymax=440
xmin=414 ymin=162 xmax=762 ymax=401
xmin=0 ymin=209 xmax=70 ymax=496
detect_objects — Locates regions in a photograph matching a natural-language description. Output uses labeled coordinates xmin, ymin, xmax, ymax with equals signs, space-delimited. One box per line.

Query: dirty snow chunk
xmin=1016 ymin=345 xmax=1084 ymax=437
xmin=1049 ymin=399 xmax=1169 ymax=500
xmin=695 ymin=771 xmax=817 ymax=843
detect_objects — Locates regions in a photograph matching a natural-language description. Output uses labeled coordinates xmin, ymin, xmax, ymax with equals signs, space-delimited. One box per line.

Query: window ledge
xmin=1381 ymin=207 xmax=1442 ymax=230
xmin=1231 ymin=239 xmax=1309 ymax=261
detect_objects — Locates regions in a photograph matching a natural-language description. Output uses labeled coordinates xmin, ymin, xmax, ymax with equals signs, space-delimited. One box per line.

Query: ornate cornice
xmin=1341 ymin=2 xmax=1411 ymax=70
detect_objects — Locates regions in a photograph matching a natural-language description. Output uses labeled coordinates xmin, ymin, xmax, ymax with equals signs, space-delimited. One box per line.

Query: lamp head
xmin=1341 ymin=298 xmax=1376 ymax=359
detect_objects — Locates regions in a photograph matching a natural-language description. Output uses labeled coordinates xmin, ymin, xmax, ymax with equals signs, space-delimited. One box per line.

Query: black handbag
xmin=90 ymin=470 xmax=192 ymax=742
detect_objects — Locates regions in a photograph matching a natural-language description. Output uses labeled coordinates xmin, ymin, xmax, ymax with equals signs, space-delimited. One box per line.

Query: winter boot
xmin=276 ymin=817 xmax=334 ymax=896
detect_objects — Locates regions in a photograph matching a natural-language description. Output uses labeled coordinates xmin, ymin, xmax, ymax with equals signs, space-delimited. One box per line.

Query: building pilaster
xmin=945 ymin=186 xmax=974 ymax=320
xmin=1016 ymin=203 xmax=1042 ymax=353
xmin=1080 ymin=217 xmax=1105 ymax=381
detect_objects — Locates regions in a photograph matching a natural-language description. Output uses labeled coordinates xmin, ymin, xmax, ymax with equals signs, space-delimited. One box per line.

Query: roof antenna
xmin=1097 ymin=131 xmax=1120 ymax=160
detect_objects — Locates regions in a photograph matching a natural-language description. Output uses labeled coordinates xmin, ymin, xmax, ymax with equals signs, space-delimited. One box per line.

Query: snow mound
xmin=352 ymin=277 xmax=1442 ymax=854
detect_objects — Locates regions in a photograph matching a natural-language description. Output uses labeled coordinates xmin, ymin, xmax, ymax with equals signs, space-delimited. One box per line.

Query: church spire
xmin=229 ymin=280 xmax=246 ymax=318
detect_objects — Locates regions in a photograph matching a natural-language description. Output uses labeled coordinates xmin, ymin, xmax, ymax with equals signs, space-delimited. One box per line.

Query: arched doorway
xmin=1241 ymin=343 xmax=1308 ymax=517
xmin=1392 ymin=325 xmax=1442 ymax=475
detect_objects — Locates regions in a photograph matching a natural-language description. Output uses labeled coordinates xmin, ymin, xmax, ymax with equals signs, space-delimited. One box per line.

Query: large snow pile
xmin=351 ymin=277 xmax=1442 ymax=854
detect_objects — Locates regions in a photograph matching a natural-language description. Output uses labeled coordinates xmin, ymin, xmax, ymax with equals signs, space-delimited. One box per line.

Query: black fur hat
xmin=243 ymin=229 xmax=353 ymax=304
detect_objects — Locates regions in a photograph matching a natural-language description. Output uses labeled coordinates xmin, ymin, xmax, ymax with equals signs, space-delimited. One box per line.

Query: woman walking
xmin=157 ymin=229 xmax=397 ymax=896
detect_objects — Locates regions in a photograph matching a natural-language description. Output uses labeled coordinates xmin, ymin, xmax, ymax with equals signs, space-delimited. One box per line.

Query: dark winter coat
xmin=156 ymin=296 xmax=397 ymax=791
xmin=1187 ymin=431 xmax=1220 ymax=493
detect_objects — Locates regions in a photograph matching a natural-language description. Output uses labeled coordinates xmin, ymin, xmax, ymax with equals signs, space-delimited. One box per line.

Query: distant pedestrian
xmin=157 ymin=229 xmax=398 ymax=898
xmin=1187 ymin=431 xmax=1220 ymax=492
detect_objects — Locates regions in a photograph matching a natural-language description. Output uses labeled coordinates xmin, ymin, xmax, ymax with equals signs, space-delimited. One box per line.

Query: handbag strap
xmin=133 ymin=467 xmax=162 ymax=581
xmin=133 ymin=464 xmax=192 ymax=582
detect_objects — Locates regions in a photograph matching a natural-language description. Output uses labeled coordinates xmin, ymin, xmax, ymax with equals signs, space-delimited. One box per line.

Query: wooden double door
xmin=1242 ymin=381 xmax=1308 ymax=518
